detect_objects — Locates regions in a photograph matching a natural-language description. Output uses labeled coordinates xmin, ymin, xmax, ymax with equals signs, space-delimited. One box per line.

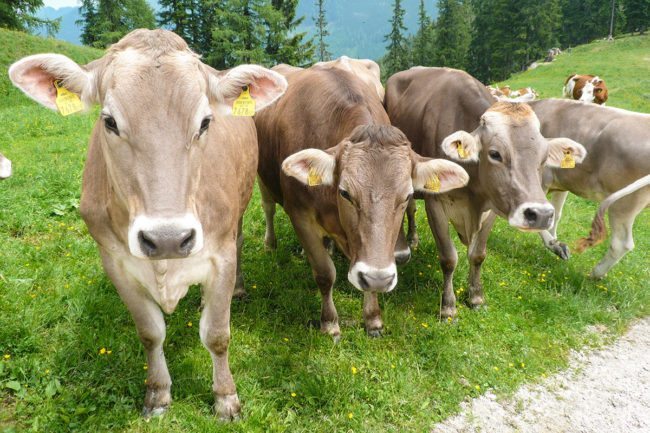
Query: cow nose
xmin=523 ymin=206 xmax=554 ymax=229
xmin=357 ymin=270 xmax=396 ymax=292
xmin=138 ymin=228 xmax=196 ymax=259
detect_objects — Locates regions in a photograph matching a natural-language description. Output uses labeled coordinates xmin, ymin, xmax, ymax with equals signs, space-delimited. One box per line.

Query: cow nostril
xmin=358 ymin=272 xmax=369 ymax=289
xmin=523 ymin=208 xmax=537 ymax=223
xmin=180 ymin=229 xmax=196 ymax=250
xmin=138 ymin=231 xmax=157 ymax=256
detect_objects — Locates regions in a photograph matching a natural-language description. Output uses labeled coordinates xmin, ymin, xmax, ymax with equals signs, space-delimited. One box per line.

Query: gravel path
xmin=432 ymin=317 xmax=650 ymax=433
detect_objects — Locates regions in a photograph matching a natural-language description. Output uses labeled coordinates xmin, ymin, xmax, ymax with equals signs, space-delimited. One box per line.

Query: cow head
xmin=579 ymin=77 xmax=608 ymax=104
xmin=0 ymin=152 xmax=11 ymax=179
xmin=442 ymin=102 xmax=586 ymax=231
xmin=9 ymin=29 xmax=287 ymax=259
xmin=283 ymin=125 xmax=468 ymax=293
xmin=314 ymin=56 xmax=385 ymax=101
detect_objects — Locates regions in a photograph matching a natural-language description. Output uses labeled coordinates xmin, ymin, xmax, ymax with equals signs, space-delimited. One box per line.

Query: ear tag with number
xmin=232 ymin=85 xmax=256 ymax=117
xmin=54 ymin=80 xmax=83 ymax=116
xmin=456 ymin=141 xmax=467 ymax=159
xmin=560 ymin=150 xmax=575 ymax=169
xmin=424 ymin=174 xmax=441 ymax=192
xmin=307 ymin=168 xmax=322 ymax=186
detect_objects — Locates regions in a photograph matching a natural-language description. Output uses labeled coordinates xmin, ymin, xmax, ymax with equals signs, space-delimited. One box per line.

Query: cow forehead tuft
xmin=347 ymin=125 xmax=410 ymax=150
xmin=107 ymin=29 xmax=198 ymax=61
xmin=486 ymin=101 xmax=535 ymax=119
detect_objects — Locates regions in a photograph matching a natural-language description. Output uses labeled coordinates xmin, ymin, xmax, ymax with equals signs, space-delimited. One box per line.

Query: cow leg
xmin=363 ymin=291 xmax=383 ymax=337
xmin=258 ymin=178 xmax=277 ymax=251
xmin=591 ymin=201 xmax=643 ymax=279
xmin=406 ymin=198 xmax=419 ymax=248
xmin=540 ymin=191 xmax=570 ymax=259
xmin=467 ymin=212 xmax=496 ymax=309
xmin=424 ymin=198 xmax=458 ymax=319
xmin=100 ymin=253 xmax=171 ymax=418
xmin=289 ymin=213 xmax=340 ymax=339
xmin=200 ymin=243 xmax=240 ymax=421
xmin=233 ymin=217 xmax=246 ymax=298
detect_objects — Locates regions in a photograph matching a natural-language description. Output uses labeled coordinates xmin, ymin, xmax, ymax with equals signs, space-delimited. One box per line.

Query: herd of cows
xmin=3 ymin=29 xmax=649 ymax=420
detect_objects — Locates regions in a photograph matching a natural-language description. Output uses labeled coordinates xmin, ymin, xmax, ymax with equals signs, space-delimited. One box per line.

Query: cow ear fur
xmin=546 ymin=138 xmax=587 ymax=168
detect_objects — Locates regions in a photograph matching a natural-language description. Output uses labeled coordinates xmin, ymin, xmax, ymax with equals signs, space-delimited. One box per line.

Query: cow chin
xmin=508 ymin=202 xmax=555 ymax=232
xmin=127 ymin=214 xmax=204 ymax=259
xmin=0 ymin=157 xmax=11 ymax=179
xmin=347 ymin=261 xmax=398 ymax=293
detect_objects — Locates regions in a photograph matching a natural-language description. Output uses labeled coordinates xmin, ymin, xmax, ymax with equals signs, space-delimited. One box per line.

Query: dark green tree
xmin=158 ymin=0 xmax=202 ymax=48
xmin=313 ymin=0 xmax=331 ymax=61
xmin=384 ymin=0 xmax=410 ymax=78
xmin=560 ymin=0 xmax=625 ymax=46
xmin=265 ymin=0 xmax=314 ymax=65
xmin=412 ymin=0 xmax=435 ymax=66
xmin=624 ymin=0 xmax=649 ymax=34
xmin=434 ymin=0 xmax=472 ymax=69
xmin=78 ymin=0 xmax=156 ymax=48
xmin=0 ymin=0 xmax=60 ymax=35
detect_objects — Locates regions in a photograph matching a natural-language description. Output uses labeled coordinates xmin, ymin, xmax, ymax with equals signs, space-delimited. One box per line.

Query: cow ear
xmin=282 ymin=148 xmax=336 ymax=187
xmin=412 ymin=153 xmax=469 ymax=194
xmin=546 ymin=138 xmax=587 ymax=168
xmin=9 ymin=54 xmax=97 ymax=111
xmin=207 ymin=64 xmax=287 ymax=115
xmin=441 ymin=130 xmax=480 ymax=162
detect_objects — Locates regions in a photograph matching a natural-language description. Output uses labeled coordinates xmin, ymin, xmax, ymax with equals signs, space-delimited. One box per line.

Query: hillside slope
xmin=498 ymin=34 xmax=650 ymax=113
xmin=0 ymin=28 xmax=103 ymax=107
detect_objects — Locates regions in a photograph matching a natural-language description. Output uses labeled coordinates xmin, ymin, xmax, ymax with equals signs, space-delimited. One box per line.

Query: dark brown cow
xmin=255 ymin=64 xmax=468 ymax=338
xmin=563 ymin=74 xmax=609 ymax=105
xmin=386 ymin=67 xmax=586 ymax=318
xmin=0 ymin=152 xmax=10 ymax=179
xmin=530 ymin=99 xmax=649 ymax=278
xmin=9 ymin=29 xmax=287 ymax=421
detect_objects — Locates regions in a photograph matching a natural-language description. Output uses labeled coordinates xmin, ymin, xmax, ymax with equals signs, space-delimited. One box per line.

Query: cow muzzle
xmin=128 ymin=214 xmax=204 ymax=259
xmin=348 ymin=262 xmax=397 ymax=293
xmin=0 ymin=156 xmax=11 ymax=179
xmin=508 ymin=202 xmax=555 ymax=231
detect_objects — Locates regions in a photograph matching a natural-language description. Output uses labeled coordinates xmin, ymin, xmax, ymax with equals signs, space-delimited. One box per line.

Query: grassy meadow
xmin=0 ymin=29 xmax=649 ymax=432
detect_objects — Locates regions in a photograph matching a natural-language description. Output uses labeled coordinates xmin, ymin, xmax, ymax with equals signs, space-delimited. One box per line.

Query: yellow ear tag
xmin=424 ymin=174 xmax=441 ymax=192
xmin=307 ymin=168 xmax=322 ymax=186
xmin=456 ymin=141 xmax=467 ymax=159
xmin=232 ymin=86 xmax=256 ymax=117
xmin=560 ymin=150 xmax=575 ymax=169
xmin=54 ymin=80 xmax=83 ymax=116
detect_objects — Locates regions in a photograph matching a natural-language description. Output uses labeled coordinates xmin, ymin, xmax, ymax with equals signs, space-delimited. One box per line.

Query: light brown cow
xmin=9 ymin=29 xmax=287 ymax=421
xmin=0 ymin=152 xmax=10 ymax=179
xmin=255 ymin=65 xmax=468 ymax=338
xmin=530 ymin=99 xmax=649 ymax=278
xmin=386 ymin=67 xmax=586 ymax=318
xmin=563 ymin=74 xmax=608 ymax=105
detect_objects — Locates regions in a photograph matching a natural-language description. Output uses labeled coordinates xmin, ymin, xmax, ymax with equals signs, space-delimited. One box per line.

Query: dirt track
xmin=432 ymin=317 xmax=650 ymax=433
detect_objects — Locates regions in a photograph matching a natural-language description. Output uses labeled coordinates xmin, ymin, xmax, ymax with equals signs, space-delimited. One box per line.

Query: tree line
xmin=384 ymin=0 xmax=650 ymax=83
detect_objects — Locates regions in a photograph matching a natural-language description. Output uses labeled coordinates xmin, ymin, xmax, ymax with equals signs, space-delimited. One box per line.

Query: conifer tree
xmin=384 ymin=0 xmax=410 ymax=78
xmin=313 ymin=0 xmax=331 ymax=61
xmin=0 ymin=0 xmax=59 ymax=35
xmin=265 ymin=0 xmax=314 ymax=65
xmin=412 ymin=0 xmax=434 ymax=66
xmin=78 ymin=0 xmax=156 ymax=48
xmin=624 ymin=0 xmax=649 ymax=34
xmin=434 ymin=0 xmax=471 ymax=69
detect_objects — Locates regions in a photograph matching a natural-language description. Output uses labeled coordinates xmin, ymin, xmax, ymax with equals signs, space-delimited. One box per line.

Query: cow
xmin=529 ymin=99 xmax=650 ymax=278
xmin=563 ymin=74 xmax=608 ymax=105
xmin=488 ymin=85 xmax=538 ymax=102
xmin=0 ymin=152 xmax=10 ymax=179
xmin=9 ymin=29 xmax=287 ymax=421
xmin=386 ymin=67 xmax=586 ymax=318
xmin=255 ymin=64 xmax=469 ymax=338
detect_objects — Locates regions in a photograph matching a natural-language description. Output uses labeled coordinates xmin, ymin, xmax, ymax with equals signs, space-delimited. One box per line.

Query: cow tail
xmin=575 ymin=174 xmax=650 ymax=253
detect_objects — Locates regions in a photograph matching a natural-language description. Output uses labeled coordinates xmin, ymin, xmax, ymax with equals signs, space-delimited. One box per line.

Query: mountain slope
xmin=498 ymin=34 xmax=650 ymax=113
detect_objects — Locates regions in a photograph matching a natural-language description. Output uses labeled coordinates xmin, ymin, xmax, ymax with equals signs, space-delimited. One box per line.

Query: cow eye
xmin=104 ymin=116 xmax=119 ymax=135
xmin=199 ymin=116 xmax=212 ymax=136
xmin=339 ymin=189 xmax=352 ymax=202
xmin=594 ymin=88 xmax=602 ymax=93
xmin=488 ymin=150 xmax=502 ymax=162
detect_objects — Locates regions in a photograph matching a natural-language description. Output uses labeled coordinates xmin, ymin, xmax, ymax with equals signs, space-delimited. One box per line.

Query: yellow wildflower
xmin=348 ymin=413 xmax=353 ymax=419
xmin=3 ymin=354 xmax=10 ymax=360
xmin=351 ymin=366 xmax=358 ymax=375
xmin=291 ymin=392 xmax=296 ymax=398
xmin=187 ymin=321 xmax=193 ymax=327
xmin=421 ymin=322 xmax=429 ymax=328
xmin=99 ymin=348 xmax=106 ymax=355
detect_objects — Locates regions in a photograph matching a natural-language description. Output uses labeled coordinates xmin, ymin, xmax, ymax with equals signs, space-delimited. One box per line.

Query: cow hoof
xmin=233 ymin=286 xmax=248 ymax=300
xmin=321 ymin=321 xmax=341 ymax=340
xmin=589 ymin=270 xmax=606 ymax=280
xmin=551 ymin=242 xmax=570 ymax=260
xmin=468 ymin=296 xmax=485 ymax=309
xmin=215 ymin=394 xmax=241 ymax=422
xmin=143 ymin=385 xmax=171 ymax=419
xmin=407 ymin=234 xmax=419 ymax=249
xmin=366 ymin=328 xmax=383 ymax=338
xmin=440 ymin=306 xmax=457 ymax=320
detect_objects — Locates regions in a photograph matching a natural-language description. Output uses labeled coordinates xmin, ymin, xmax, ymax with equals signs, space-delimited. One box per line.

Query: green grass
xmin=497 ymin=33 xmax=650 ymax=112
xmin=0 ymin=29 xmax=649 ymax=432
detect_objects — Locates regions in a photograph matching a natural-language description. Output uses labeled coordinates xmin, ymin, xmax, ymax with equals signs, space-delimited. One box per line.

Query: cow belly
xmin=116 ymin=250 xmax=216 ymax=314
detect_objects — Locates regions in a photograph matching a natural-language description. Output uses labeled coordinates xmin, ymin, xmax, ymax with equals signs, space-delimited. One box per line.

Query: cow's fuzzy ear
xmin=282 ymin=148 xmax=336 ymax=187
xmin=546 ymin=138 xmax=587 ymax=168
xmin=9 ymin=54 xmax=97 ymax=111
xmin=412 ymin=155 xmax=469 ymax=194
xmin=207 ymin=64 xmax=287 ymax=115
xmin=441 ymin=130 xmax=480 ymax=162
